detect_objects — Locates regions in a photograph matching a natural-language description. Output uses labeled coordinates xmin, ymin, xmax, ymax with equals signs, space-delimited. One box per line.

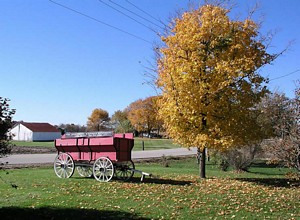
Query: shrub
xmin=216 ymin=144 xmax=262 ymax=172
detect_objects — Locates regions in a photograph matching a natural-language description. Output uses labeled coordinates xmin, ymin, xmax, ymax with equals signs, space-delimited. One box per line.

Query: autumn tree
xmin=87 ymin=108 xmax=110 ymax=131
xmin=152 ymin=96 xmax=164 ymax=136
xmin=111 ymin=110 xmax=133 ymax=133
xmin=156 ymin=4 xmax=280 ymax=178
xmin=0 ymin=97 xmax=15 ymax=157
xmin=127 ymin=96 xmax=162 ymax=135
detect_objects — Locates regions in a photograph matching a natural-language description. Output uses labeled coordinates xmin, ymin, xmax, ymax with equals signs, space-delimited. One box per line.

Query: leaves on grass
xmin=0 ymin=167 xmax=299 ymax=219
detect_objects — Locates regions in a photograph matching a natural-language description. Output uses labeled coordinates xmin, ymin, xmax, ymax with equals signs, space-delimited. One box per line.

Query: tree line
xmin=57 ymin=96 xmax=163 ymax=137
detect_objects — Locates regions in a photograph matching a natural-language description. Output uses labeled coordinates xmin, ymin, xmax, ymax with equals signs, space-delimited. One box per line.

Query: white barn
xmin=10 ymin=122 xmax=61 ymax=141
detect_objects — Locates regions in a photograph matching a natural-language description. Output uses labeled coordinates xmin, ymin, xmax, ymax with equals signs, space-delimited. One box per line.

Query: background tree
xmin=57 ymin=123 xmax=87 ymax=134
xmin=127 ymin=96 xmax=161 ymax=136
xmin=258 ymin=92 xmax=292 ymax=138
xmin=156 ymin=3 xmax=280 ymax=178
xmin=111 ymin=110 xmax=133 ymax=133
xmin=0 ymin=97 xmax=15 ymax=157
xmin=152 ymin=96 xmax=164 ymax=136
xmin=87 ymin=108 xmax=110 ymax=131
xmin=261 ymin=84 xmax=300 ymax=176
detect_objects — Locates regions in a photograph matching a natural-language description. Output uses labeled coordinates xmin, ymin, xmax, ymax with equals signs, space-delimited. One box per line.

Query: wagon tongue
xmin=64 ymin=131 xmax=113 ymax=139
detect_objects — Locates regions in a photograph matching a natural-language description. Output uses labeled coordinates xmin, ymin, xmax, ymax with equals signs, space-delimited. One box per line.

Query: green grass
xmin=133 ymin=138 xmax=180 ymax=151
xmin=12 ymin=138 xmax=181 ymax=151
xmin=1 ymin=157 xmax=299 ymax=220
xmin=12 ymin=141 xmax=54 ymax=148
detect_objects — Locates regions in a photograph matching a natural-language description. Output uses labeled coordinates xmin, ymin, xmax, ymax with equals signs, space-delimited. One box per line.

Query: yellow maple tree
xmin=127 ymin=96 xmax=162 ymax=135
xmin=156 ymin=4 xmax=279 ymax=167
xmin=87 ymin=108 xmax=110 ymax=131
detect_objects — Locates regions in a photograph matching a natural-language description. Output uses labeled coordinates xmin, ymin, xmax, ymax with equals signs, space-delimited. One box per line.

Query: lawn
xmin=12 ymin=138 xmax=181 ymax=151
xmin=133 ymin=138 xmax=180 ymax=151
xmin=0 ymin=157 xmax=299 ymax=219
xmin=12 ymin=141 xmax=54 ymax=148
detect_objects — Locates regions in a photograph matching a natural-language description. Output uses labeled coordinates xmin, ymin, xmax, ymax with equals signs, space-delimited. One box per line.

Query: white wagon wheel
xmin=93 ymin=157 xmax=114 ymax=182
xmin=114 ymin=160 xmax=135 ymax=181
xmin=77 ymin=166 xmax=93 ymax=178
xmin=54 ymin=153 xmax=75 ymax=178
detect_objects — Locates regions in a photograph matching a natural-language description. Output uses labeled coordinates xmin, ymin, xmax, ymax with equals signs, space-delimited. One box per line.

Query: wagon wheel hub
xmin=60 ymin=163 xmax=67 ymax=169
xmin=100 ymin=167 xmax=107 ymax=173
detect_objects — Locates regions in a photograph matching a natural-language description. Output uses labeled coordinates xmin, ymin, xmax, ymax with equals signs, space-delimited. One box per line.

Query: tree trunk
xmin=199 ymin=147 xmax=206 ymax=178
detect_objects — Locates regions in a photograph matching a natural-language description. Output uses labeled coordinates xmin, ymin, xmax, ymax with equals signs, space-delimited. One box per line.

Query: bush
xmin=263 ymin=137 xmax=300 ymax=176
xmin=0 ymin=140 xmax=12 ymax=157
xmin=216 ymin=144 xmax=262 ymax=172
xmin=161 ymin=155 xmax=169 ymax=167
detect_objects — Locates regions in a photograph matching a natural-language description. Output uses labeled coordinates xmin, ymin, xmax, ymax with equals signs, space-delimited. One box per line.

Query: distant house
xmin=10 ymin=122 xmax=61 ymax=141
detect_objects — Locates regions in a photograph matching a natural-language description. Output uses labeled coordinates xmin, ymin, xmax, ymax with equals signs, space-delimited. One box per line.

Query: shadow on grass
xmin=71 ymin=176 xmax=192 ymax=186
xmin=128 ymin=177 xmax=192 ymax=186
xmin=0 ymin=207 xmax=149 ymax=220
xmin=247 ymin=171 xmax=286 ymax=176
xmin=235 ymin=178 xmax=300 ymax=188
xmin=250 ymin=161 xmax=283 ymax=168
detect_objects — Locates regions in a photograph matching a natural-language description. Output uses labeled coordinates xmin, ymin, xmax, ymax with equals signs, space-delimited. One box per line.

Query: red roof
xmin=20 ymin=122 xmax=59 ymax=132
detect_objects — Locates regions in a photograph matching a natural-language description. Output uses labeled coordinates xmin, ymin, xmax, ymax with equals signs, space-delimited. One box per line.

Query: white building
xmin=10 ymin=122 xmax=61 ymax=141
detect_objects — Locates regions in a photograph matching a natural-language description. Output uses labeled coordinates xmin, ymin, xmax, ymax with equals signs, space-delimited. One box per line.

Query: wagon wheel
xmin=77 ymin=166 xmax=93 ymax=178
xmin=93 ymin=157 xmax=114 ymax=182
xmin=114 ymin=160 xmax=135 ymax=181
xmin=54 ymin=153 xmax=75 ymax=178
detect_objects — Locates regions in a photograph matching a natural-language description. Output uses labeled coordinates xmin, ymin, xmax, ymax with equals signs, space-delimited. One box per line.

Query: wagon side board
xmin=114 ymin=138 xmax=134 ymax=162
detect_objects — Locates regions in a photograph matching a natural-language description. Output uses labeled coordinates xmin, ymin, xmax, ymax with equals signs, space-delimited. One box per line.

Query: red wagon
xmin=53 ymin=131 xmax=135 ymax=182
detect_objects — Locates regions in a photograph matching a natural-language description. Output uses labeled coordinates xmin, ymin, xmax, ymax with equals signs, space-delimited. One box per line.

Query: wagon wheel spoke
xmin=93 ymin=157 xmax=114 ymax=182
xmin=122 ymin=171 xmax=128 ymax=179
xmin=55 ymin=159 xmax=63 ymax=164
xmin=56 ymin=167 xmax=64 ymax=176
xmin=114 ymin=160 xmax=135 ymax=181
xmin=54 ymin=153 xmax=75 ymax=178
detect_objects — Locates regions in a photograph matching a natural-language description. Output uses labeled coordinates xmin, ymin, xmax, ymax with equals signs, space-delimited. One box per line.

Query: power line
xmin=49 ymin=0 xmax=152 ymax=44
xmin=108 ymin=0 xmax=165 ymax=30
xmin=98 ymin=0 xmax=158 ymax=33
xmin=269 ymin=69 xmax=299 ymax=81
xmin=125 ymin=0 xmax=168 ymax=29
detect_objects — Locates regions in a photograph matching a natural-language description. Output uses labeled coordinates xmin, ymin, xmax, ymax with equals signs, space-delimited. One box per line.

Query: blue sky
xmin=0 ymin=0 xmax=299 ymax=126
